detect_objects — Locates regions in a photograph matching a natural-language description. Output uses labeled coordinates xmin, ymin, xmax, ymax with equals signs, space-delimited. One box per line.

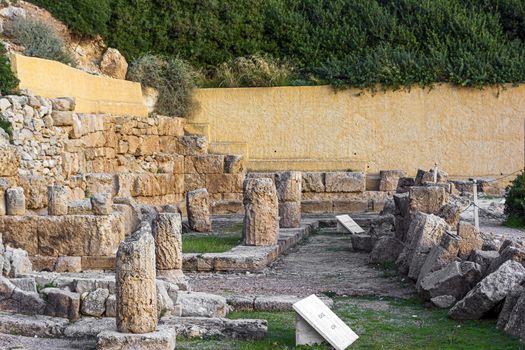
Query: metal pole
xmin=473 ymin=180 xmax=479 ymax=230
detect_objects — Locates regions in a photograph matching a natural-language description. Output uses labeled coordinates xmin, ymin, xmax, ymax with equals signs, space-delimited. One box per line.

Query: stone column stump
xmin=276 ymin=171 xmax=302 ymax=228
xmin=47 ymin=185 xmax=69 ymax=216
xmin=6 ymin=187 xmax=25 ymax=216
xmin=153 ymin=212 xmax=183 ymax=281
xmin=186 ymin=188 xmax=212 ymax=232
xmin=242 ymin=178 xmax=278 ymax=246
xmin=116 ymin=222 xmax=157 ymax=334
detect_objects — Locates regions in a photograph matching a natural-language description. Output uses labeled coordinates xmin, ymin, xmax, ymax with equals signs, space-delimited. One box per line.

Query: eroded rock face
xmin=379 ymin=170 xmax=406 ymax=192
xmin=153 ymin=213 xmax=182 ymax=271
xmin=116 ymin=222 xmax=157 ymax=333
xmin=6 ymin=187 xmax=25 ymax=216
xmin=409 ymin=186 xmax=447 ymax=214
xmin=100 ymin=48 xmax=128 ymax=80
xmin=242 ymin=178 xmax=278 ymax=246
xmin=81 ymin=288 xmax=109 ymax=317
xmin=457 ymin=222 xmax=483 ymax=260
xmin=449 ymin=260 xmax=525 ymax=320
xmin=186 ymin=189 xmax=212 ymax=232
xmin=48 ymin=185 xmax=69 ymax=216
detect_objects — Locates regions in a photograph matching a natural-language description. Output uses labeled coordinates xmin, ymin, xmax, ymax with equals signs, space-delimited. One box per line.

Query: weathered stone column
xmin=47 ymin=185 xmax=69 ymax=216
xmin=243 ymin=178 xmax=278 ymax=246
xmin=186 ymin=188 xmax=212 ymax=232
xmin=116 ymin=222 xmax=157 ymax=334
xmin=153 ymin=212 xmax=183 ymax=274
xmin=276 ymin=171 xmax=302 ymax=228
xmin=6 ymin=187 xmax=25 ymax=216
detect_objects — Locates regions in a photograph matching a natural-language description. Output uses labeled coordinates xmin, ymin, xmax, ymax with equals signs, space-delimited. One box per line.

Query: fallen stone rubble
xmin=362 ymin=168 xmax=525 ymax=343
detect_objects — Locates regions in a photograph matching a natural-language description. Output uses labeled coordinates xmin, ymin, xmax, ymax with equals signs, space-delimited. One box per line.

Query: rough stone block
xmin=206 ymin=174 xmax=244 ymax=194
xmin=379 ymin=170 xmax=406 ymax=192
xmin=276 ymin=171 xmax=302 ymax=202
xmin=185 ymin=155 xmax=224 ymax=174
xmin=369 ymin=236 xmax=404 ymax=264
xmin=179 ymin=291 xmax=229 ymax=318
xmin=81 ymin=288 xmax=110 ymax=317
xmin=0 ymin=216 xmax=38 ymax=254
xmin=449 ymin=261 xmax=525 ymax=320
xmin=396 ymin=177 xmax=415 ymax=193
xmin=416 ymin=231 xmax=461 ymax=287
xmin=51 ymin=111 xmax=76 ymax=126
xmin=487 ymin=245 xmax=525 ymax=275
xmin=19 ymin=176 xmax=47 ymax=210
xmin=301 ymin=172 xmax=325 ymax=193
xmin=54 ymin=256 xmax=82 ymax=273
xmin=224 ymin=155 xmax=245 ymax=174
xmin=6 ymin=187 xmax=25 ymax=215
xmin=324 ymin=172 xmax=366 ymax=193
xmin=497 ymin=285 xmax=525 ymax=330
xmin=430 ymin=295 xmax=457 ymax=309
xmin=279 ymin=201 xmax=301 ymax=228
xmin=242 ymin=178 xmax=278 ymax=246
xmin=91 ymin=193 xmax=113 ymax=215
xmin=409 ymin=186 xmax=447 ymax=214
xmin=436 ymin=203 xmax=460 ymax=227
xmin=186 ymin=189 xmax=212 ymax=232
xmin=68 ymin=199 xmax=93 ymax=215
xmin=42 ymin=288 xmax=80 ymax=320
xmin=457 ymin=221 xmax=483 ymax=259
xmin=50 ymin=97 xmax=75 ymax=111
xmin=351 ymin=234 xmax=375 ymax=252
xmin=48 ymin=185 xmax=69 ymax=216
xmin=301 ymin=200 xmax=332 ymax=214
xmin=333 ymin=199 xmax=369 ymax=213
xmin=469 ymin=249 xmax=499 ymax=276
xmin=97 ymin=326 xmax=176 ymax=350
xmin=419 ymin=261 xmax=481 ymax=300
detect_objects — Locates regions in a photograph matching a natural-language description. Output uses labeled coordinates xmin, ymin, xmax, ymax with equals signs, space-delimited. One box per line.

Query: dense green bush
xmin=0 ymin=46 xmax=19 ymax=95
xmin=211 ymin=54 xmax=294 ymax=88
xmin=28 ymin=0 xmax=111 ymax=37
xmin=504 ymin=172 xmax=525 ymax=223
xmin=6 ymin=18 xmax=76 ymax=66
xmin=127 ymin=55 xmax=197 ymax=117
xmin=29 ymin=0 xmax=525 ymax=89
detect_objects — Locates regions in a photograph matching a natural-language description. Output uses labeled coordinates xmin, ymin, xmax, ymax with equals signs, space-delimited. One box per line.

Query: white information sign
xmin=336 ymin=215 xmax=365 ymax=234
xmin=293 ymin=295 xmax=359 ymax=350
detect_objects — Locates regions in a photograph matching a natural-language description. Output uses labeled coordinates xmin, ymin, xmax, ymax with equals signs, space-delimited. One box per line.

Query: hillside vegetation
xmin=28 ymin=0 xmax=525 ymax=89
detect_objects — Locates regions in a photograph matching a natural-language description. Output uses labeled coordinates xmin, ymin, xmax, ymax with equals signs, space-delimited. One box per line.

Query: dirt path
xmin=189 ymin=230 xmax=416 ymax=299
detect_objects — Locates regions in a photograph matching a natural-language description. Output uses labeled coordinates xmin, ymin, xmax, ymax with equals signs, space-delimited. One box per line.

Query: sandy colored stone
xmin=100 ymin=48 xmax=128 ymax=80
xmin=324 ymin=172 xmax=365 ymax=193
xmin=48 ymin=185 xmax=69 ymax=216
xmin=185 ymin=155 xmax=224 ymax=174
xmin=224 ymin=155 xmax=245 ymax=174
xmin=153 ymin=213 xmax=183 ymax=270
xmin=116 ymin=222 xmax=158 ymax=333
xmin=91 ymin=193 xmax=113 ymax=215
xmin=0 ymin=146 xmax=20 ymax=177
xmin=186 ymin=188 xmax=212 ymax=232
xmin=19 ymin=176 xmax=48 ymax=210
xmin=379 ymin=170 xmax=406 ymax=191
xmin=279 ymin=201 xmax=301 ymax=228
xmin=6 ymin=187 xmax=25 ymax=216
xmin=301 ymin=172 xmax=325 ymax=193
xmin=409 ymin=186 xmax=447 ymax=214
xmin=457 ymin=221 xmax=483 ymax=259
xmin=243 ymin=178 xmax=278 ymax=246
xmin=54 ymin=256 xmax=82 ymax=273
xmin=276 ymin=171 xmax=302 ymax=202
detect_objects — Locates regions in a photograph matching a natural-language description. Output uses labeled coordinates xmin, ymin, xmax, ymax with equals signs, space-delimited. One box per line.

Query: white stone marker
xmin=336 ymin=214 xmax=364 ymax=234
xmin=293 ymin=294 xmax=358 ymax=350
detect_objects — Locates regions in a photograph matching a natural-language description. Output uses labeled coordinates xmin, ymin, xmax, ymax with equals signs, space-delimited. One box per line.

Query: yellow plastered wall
xmin=192 ymin=85 xmax=525 ymax=177
xmin=11 ymin=53 xmax=148 ymax=117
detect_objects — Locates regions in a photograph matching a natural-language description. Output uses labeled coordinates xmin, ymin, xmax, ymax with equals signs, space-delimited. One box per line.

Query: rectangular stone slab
xmin=336 ymin=215 xmax=365 ymax=234
xmin=293 ymin=294 xmax=359 ymax=350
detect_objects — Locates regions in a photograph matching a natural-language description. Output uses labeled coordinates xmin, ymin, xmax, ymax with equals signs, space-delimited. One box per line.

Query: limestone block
xmin=416 ymin=231 xmax=460 ymax=287
xmin=179 ymin=291 xmax=229 ymax=318
xmin=351 ymin=234 xmax=375 ymax=252
xmin=301 ymin=200 xmax=332 ymax=214
xmin=175 ymin=135 xmax=208 ymax=155
xmin=324 ymin=172 xmax=365 ymax=193
xmin=185 ymin=155 xmax=224 ymax=174
xmin=6 ymin=187 xmax=25 ymax=216
xmin=396 ymin=177 xmax=415 ymax=193
xmin=51 ymin=111 xmax=75 ymax=126
xmin=132 ymin=174 xmax=175 ymax=197
xmin=502 ymin=291 xmax=525 ymax=341
xmin=19 ymin=176 xmax=48 ymax=210
xmin=279 ymin=201 xmax=301 ymax=228
xmin=91 ymin=193 xmax=113 ymax=215
xmin=496 ymin=285 xmax=525 ymax=330
xmin=50 ymin=97 xmax=75 ymax=111
xmin=0 ymin=276 xmax=45 ymax=315
xmin=457 ymin=221 xmax=483 ymax=259
xmin=436 ymin=203 xmax=460 ymax=227
xmin=242 ymin=178 xmax=278 ymax=246
xmin=333 ymin=199 xmax=369 ymax=213
xmin=48 ymin=185 xmax=69 ymax=216
xmin=369 ymin=236 xmax=404 ymax=264
xmin=396 ymin=212 xmax=447 ymax=275
xmin=0 ymin=189 xmax=6 ymax=216
xmin=85 ymin=173 xmax=117 ymax=197
xmin=205 ymin=173 xmax=244 ymax=193
xmin=105 ymin=294 xmax=117 ymax=317
xmin=487 ymin=245 xmax=525 ymax=275
xmin=81 ymin=288 xmax=110 ymax=317
xmin=116 ymin=222 xmax=157 ymax=333
xmin=276 ymin=171 xmax=302 ymax=202
xmin=415 ymin=168 xmax=448 ymax=185
xmin=0 ymin=146 xmax=20 ymax=177
xmin=54 ymin=256 xmax=82 ymax=273
xmin=301 ymin=172 xmax=325 ymax=193
xmin=68 ymin=199 xmax=93 ymax=215
xmin=97 ymin=326 xmax=176 ymax=350
xmin=3 ymin=246 xmax=32 ymax=277
xmin=42 ymin=288 xmax=80 ymax=320
xmin=469 ymin=249 xmax=499 ymax=276
xmin=430 ymin=295 xmax=457 ymax=309
xmin=379 ymin=170 xmax=406 ymax=192
xmin=419 ymin=261 xmax=481 ymax=300
xmin=100 ymin=48 xmax=128 ymax=80
xmin=186 ymin=189 xmax=212 ymax=232
xmin=153 ymin=213 xmax=183 ymax=270
xmin=157 ymin=117 xmax=184 ymax=137
xmin=224 ymin=155 xmax=245 ymax=174
xmin=409 ymin=186 xmax=447 ymax=214
xmin=449 ymin=261 xmax=525 ymax=320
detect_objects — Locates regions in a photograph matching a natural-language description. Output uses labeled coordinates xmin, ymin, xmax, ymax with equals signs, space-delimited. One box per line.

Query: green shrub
xmin=127 ymin=55 xmax=197 ymax=117
xmin=30 ymin=0 xmax=525 ymax=89
xmin=504 ymin=171 xmax=525 ymax=223
xmin=211 ymin=54 xmax=293 ymax=88
xmin=6 ymin=18 xmax=76 ymax=66
xmin=28 ymin=0 xmax=111 ymax=37
xmin=0 ymin=45 xmax=19 ymax=95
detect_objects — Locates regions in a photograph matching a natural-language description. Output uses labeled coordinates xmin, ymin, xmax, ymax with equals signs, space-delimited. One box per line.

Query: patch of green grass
xmin=503 ymin=215 xmax=525 ymax=229
xmin=177 ymin=296 xmax=523 ymax=350
xmin=182 ymin=235 xmax=241 ymax=253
